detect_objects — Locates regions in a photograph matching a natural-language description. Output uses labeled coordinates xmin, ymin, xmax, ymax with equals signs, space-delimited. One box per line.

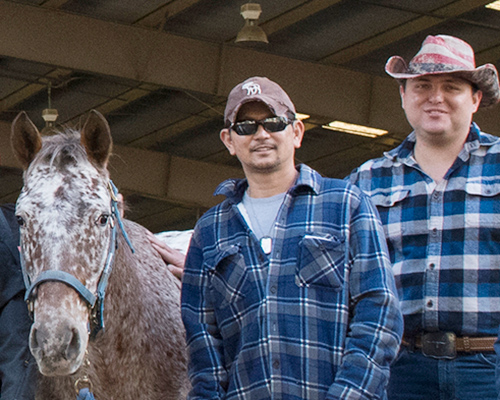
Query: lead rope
xmin=76 ymin=388 xmax=95 ymax=400
xmin=75 ymin=356 xmax=95 ymax=400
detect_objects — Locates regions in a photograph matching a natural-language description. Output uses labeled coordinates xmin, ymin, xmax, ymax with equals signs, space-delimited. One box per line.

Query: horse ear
xmin=81 ymin=110 xmax=112 ymax=168
xmin=11 ymin=111 xmax=42 ymax=170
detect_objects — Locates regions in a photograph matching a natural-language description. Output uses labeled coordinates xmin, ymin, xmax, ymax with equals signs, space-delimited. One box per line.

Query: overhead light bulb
xmin=322 ymin=121 xmax=388 ymax=138
xmin=40 ymin=108 xmax=59 ymax=135
xmin=235 ymin=3 xmax=268 ymax=44
xmin=42 ymin=108 xmax=59 ymax=123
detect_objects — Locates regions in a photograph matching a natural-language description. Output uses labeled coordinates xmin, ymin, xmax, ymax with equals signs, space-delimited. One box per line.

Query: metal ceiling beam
xmin=63 ymin=83 xmax=161 ymax=127
xmin=321 ymin=0 xmax=494 ymax=65
xmin=0 ymin=68 xmax=72 ymax=113
xmin=477 ymin=44 xmax=500 ymax=66
xmin=259 ymin=0 xmax=343 ymax=36
xmin=0 ymin=1 xmax=220 ymax=96
xmin=87 ymin=2 xmax=208 ymax=118
xmin=134 ymin=0 xmax=203 ymax=29
xmin=40 ymin=0 xmax=71 ymax=8
xmin=128 ymin=103 xmax=226 ymax=148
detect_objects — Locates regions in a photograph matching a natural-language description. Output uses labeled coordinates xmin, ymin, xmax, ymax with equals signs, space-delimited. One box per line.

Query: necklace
xmin=244 ymin=191 xmax=284 ymax=255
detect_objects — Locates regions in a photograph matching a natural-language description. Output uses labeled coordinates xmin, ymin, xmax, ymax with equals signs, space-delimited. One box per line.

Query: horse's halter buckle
xmin=74 ymin=354 xmax=93 ymax=394
xmin=19 ymin=180 xmax=134 ymax=339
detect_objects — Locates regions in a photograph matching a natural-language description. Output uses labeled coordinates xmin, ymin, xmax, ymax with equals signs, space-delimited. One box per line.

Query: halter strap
xmin=25 ymin=270 xmax=97 ymax=306
xmin=108 ymin=180 xmax=135 ymax=254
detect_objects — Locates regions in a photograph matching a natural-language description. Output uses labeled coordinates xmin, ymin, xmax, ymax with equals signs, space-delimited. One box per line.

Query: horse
xmin=11 ymin=110 xmax=190 ymax=400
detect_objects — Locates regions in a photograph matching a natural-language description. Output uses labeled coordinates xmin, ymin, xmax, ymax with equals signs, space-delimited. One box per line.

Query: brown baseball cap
xmin=224 ymin=77 xmax=296 ymax=127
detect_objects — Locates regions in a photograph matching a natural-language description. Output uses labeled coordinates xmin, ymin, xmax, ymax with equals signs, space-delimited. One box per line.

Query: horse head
xmin=11 ymin=110 xmax=115 ymax=376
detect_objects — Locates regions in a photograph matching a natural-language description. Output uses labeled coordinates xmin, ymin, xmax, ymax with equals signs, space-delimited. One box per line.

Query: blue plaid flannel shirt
xmin=348 ymin=123 xmax=500 ymax=337
xmin=181 ymin=164 xmax=403 ymax=400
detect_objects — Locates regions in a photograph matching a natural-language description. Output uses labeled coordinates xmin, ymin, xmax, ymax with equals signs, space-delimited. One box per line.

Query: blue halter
xmin=21 ymin=180 xmax=135 ymax=339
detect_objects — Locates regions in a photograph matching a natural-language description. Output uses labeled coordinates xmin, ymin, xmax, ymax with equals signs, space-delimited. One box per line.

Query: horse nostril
xmin=30 ymin=325 xmax=48 ymax=359
xmin=65 ymin=328 xmax=81 ymax=361
xmin=30 ymin=326 xmax=40 ymax=349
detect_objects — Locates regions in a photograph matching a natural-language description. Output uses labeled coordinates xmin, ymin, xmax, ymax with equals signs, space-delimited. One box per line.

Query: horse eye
xmin=16 ymin=216 xmax=25 ymax=226
xmin=96 ymin=214 xmax=110 ymax=227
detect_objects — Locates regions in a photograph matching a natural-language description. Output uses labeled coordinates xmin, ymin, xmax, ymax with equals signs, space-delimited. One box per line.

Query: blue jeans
xmin=387 ymin=347 xmax=497 ymax=400
xmin=495 ymin=328 xmax=500 ymax=399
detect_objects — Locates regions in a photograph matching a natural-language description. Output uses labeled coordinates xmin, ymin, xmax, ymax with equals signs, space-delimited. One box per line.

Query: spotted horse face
xmin=11 ymin=110 xmax=114 ymax=376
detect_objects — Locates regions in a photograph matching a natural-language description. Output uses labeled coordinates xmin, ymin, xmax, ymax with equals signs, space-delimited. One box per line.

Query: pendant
xmin=260 ymin=236 xmax=272 ymax=254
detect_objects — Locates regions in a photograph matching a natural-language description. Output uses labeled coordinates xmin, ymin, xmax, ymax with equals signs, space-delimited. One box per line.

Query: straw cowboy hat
xmin=385 ymin=34 xmax=500 ymax=107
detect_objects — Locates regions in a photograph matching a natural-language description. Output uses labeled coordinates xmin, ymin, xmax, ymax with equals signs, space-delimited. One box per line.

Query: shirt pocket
xmin=464 ymin=180 xmax=500 ymax=226
xmin=296 ymin=233 xmax=346 ymax=291
xmin=369 ymin=189 xmax=410 ymax=239
xmin=208 ymin=244 xmax=248 ymax=305
xmin=464 ymin=180 xmax=500 ymax=197
xmin=369 ymin=189 xmax=410 ymax=208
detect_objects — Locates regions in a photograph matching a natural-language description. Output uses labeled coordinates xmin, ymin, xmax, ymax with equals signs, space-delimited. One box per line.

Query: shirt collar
xmin=214 ymin=164 xmax=319 ymax=204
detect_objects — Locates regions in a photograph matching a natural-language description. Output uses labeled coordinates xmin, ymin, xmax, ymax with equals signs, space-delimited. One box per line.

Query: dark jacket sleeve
xmin=0 ymin=204 xmax=37 ymax=400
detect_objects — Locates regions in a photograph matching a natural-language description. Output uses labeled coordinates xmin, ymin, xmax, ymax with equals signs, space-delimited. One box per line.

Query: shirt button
xmin=429 ymin=263 xmax=435 ymax=270
xmin=273 ymin=360 xmax=280 ymax=369
xmin=427 ymin=300 xmax=433 ymax=308
xmin=270 ymin=285 xmax=277 ymax=294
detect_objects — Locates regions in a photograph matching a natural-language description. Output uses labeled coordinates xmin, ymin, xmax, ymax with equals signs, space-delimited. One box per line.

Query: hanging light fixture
xmin=41 ymin=82 xmax=58 ymax=135
xmin=235 ymin=3 xmax=268 ymax=44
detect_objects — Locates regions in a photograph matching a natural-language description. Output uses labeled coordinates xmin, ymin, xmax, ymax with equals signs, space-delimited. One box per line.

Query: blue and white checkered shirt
xmin=181 ymin=164 xmax=403 ymax=400
xmin=348 ymin=123 xmax=500 ymax=337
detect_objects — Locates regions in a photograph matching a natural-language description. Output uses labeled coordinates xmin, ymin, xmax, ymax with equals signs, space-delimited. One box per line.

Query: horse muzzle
xmin=30 ymin=312 xmax=89 ymax=376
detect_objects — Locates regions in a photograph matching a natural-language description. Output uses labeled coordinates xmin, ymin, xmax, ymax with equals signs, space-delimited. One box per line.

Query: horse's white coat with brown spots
xmin=12 ymin=111 xmax=190 ymax=400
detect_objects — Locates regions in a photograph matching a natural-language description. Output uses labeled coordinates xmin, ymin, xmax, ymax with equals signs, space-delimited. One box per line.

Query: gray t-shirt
xmin=240 ymin=191 xmax=286 ymax=240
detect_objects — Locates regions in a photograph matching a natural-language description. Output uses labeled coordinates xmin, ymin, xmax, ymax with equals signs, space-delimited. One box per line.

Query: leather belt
xmin=402 ymin=332 xmax=496 ymax=359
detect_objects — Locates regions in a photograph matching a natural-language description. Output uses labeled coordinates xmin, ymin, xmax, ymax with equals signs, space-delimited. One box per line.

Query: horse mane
xmin=27 ymin=129 xmax=104 ymax=175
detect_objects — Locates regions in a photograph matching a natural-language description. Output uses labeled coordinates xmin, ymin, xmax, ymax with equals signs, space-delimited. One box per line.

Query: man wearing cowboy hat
xmin=348 ymin=34 xmax=500 ymax=399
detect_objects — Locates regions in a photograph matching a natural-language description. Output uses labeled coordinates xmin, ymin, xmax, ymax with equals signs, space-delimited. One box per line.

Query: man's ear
xmin=292 ymin=120 xmax=305 ymax=149
xmin=399 ymin=84 xmax=406 ymax=109
xmin=220 ymin=128 xmax=236 ymax=156
xmin=472 ymin=90 xmax=483 ymax=113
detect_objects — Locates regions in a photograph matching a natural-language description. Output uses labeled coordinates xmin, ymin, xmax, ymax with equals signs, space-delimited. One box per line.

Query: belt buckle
xmin=421 ymin=332 xmax=457 ymax=359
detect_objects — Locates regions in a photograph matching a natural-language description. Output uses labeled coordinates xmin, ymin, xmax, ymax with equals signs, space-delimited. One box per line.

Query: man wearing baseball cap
xmin=349 ymin=35 xmax=500 ymax=399
xmin=181 ymin=76 xmax=403 ymax=399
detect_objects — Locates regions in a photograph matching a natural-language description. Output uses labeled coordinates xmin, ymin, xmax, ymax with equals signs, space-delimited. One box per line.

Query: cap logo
xmin=242 ymin=82 xmax=261 ymax=96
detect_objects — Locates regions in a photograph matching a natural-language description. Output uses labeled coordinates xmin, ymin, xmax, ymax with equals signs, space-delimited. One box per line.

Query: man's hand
xmin=147 ymin=230 xmax=187 ymax=280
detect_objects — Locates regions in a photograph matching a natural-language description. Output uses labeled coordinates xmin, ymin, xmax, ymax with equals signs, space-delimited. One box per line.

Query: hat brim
xmin=385 ymin=56 xmax=500 ymax=108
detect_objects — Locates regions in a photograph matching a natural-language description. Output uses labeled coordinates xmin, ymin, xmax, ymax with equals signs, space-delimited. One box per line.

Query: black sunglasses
xmin=230 ymin=116 xmax=293 ymax=136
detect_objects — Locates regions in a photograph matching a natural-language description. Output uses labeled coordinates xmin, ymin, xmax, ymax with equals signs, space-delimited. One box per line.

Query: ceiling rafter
xmin=134 ymin=0 xmax=204 ymax=29
xmin=0 ymin=68 xmax=72 ymax=113
xmin=63 ymin=83 xmax=161 ymax=128
xmin=128 ymin=103 xmax=226 ymax=148
xmin=258 ymin=0 xmax=343 ymax=37
xmin=74 ymin=2 xmax=195 ymax=119
xmin=320 ymin=0 xmax=494 ymax=65
xmin=477 ymin=44 xmax=500 ymax=65
xmin=40 ymin=0 xmax=71 ymax=8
